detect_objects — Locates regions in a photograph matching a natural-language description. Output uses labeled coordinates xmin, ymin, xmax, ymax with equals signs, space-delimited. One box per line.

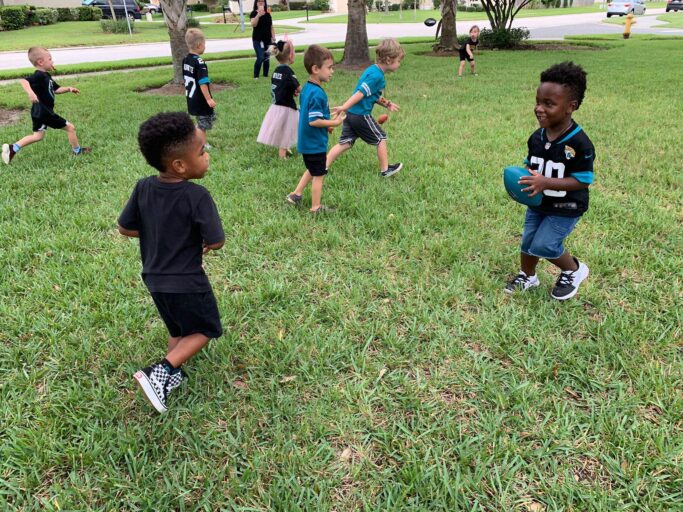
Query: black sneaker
xmin=286 ymin=193 xmax=302 ymax=206
xmin=381 ymin=163 xmax=403 ymax=178
xmin=2 ymin=144 xmax=16 ymax=165
xmin=165 ymin=368 xmax=188 ymax=396
xmin=504 ymin=272 xmax=540 ymax=294
xmin=551 ymin=258 xmax=589 ymax=301
xmin=134 ymin=364 xmax=170 ymax=413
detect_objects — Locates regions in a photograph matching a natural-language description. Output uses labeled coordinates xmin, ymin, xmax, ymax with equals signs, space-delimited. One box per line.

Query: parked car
xmin=82 ymin=0 xmax=142 ymax=20
xmin=141 ymin=2 xmax=162 ymax=14
xmin=606 ymin=0 xmax=646 ymax=17
xmin=665 ymin=0 xmax=682 ymax=11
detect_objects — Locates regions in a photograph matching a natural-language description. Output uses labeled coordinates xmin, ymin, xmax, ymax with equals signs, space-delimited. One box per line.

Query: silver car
xmin=606 ymin=0 xmax=646 ymax=17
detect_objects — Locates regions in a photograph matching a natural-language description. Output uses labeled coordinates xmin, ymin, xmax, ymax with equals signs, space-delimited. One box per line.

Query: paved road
xmin=0 ymin=8 xmax=678 ymax=70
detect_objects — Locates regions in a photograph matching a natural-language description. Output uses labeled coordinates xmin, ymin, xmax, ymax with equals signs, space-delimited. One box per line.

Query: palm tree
xmin=341 ymin=0 xmax=371 ymax=67
xmin=160 ymin=0 xmax=189 ymax=84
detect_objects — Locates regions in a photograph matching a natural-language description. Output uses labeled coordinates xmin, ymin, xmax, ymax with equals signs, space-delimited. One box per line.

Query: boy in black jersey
xmin=118 ymin=112 xmax=224 ymax=413
xmin=2 ymin=47 xmax=90 ymax=165
xmin=505 ymin=62 xmax=595 ymax=301
xmin=183 ymin=29 xmax=217 ymax=136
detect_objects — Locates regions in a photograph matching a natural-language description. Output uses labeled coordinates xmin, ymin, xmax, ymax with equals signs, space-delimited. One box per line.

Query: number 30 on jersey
xmin=529 ymin=156 xmax=566 ymax=197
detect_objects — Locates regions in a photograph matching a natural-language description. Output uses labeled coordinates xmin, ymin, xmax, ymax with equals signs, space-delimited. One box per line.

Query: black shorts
xmin=302 ymin=152 xmax=328 ymax=177
xmin=31 ymin=103 xmax=67 ymax=132
xmin=150 ymin=291 xmax=223 ymax=339
xmin=459 ymin=50 xmax=474 ymax=62
xmin=339 ymin=112 xmax=387 ymax=147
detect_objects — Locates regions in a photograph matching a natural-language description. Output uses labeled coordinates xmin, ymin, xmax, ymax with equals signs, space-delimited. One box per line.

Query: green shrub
xmin=312 ymin=0 xmax=329 ymax=10
xmin=433 ymin=0 xmax=441 ymax=8
xmin=479 ymin=27 xmax=530 ymax=48
xmin=288 ymin=1 xmax=308 ymax=9
xmin=57 ymin=7 xmax=73 ymax=21
xmin=77 ymin=6 xmax=93 ymax=21
xmin=0 ymin=6 xmax=28 ymax=31
xmin=269 ymin=3 xmax=282 ymax=11
xmin=32 ymin=8 xmax=59 ymax=25
xmin=186 ymin=17 xmax=201 ymax=27
xmin=402 ymin=0 xmax=418 ymax=9
xmin=188 ymin=3 xmax=209 ymax=11
xmin=101 ymin=18 xmax=134 ymax=33
xmin=91 ymin=6 xmax=102 ymax=20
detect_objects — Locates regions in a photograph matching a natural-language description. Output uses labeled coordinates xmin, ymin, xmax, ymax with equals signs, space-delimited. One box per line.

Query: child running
xmin=2 ymin=47 xmax=90 ymax=165
xmin=458 ymin=25 xmax=480 ymax=78
xmin=286 ymin=45 xmax=345 ymax=213
xmin=505 ymin=62 xmax=595 ymax=301
xmin=257 ymin=39 xmax=301 ymax=159
xmin=118 ymin=112 xmax=225 ymax=413
xmin=183 ymin=29 xmax=217 ymax=141
xmin=326 ymin=38 xmax=404 ymax=178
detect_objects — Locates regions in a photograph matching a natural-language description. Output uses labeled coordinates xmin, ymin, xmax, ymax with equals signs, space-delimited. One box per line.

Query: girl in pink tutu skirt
xmin=257 ymin=39 xmax=300 ymax=159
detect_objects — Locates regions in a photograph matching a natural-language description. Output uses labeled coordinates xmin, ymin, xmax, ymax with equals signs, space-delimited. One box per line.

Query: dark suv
xmin=82 ymin=0 xmax=142 ymax=19
xmin=666 ymin=0 xmax=682 ymax=11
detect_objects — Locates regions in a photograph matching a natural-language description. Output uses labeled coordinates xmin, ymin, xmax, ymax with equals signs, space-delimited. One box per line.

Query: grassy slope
xmin=0 ymin=20 xmax=301 ymax=52
xmin=655 ymin=11 xmax=683 ymax=27
xmin=0 ymin=39 xmax=681 ymax=510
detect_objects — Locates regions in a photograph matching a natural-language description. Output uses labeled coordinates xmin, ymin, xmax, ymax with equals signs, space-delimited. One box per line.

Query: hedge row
xmin=0 ymin=5 xmax=101 ymax=31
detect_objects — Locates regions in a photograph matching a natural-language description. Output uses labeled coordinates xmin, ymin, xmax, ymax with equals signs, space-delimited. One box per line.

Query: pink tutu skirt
xmin=257 ymin=104 xmax=299 ymax=149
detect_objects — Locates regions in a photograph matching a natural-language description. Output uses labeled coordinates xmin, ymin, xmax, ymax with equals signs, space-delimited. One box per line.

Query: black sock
xmin=161 ymin=358 xmax=180 ymax=374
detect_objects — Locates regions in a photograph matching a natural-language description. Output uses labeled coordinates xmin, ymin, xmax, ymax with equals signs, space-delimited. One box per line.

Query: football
xmin=503 ymin=166 xmax=542 ymax=207
xmin=424 ymin=17 xmax=437 ymax=27
xmin=377 ymin=114 xmax=388 ymax=124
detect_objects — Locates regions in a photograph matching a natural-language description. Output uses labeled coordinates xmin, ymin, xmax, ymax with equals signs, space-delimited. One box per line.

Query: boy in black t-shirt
xmin=2 ymin=47 xmax=90 ymax=165
xmin=182 ymin=29 xmax=217 ymax=136
xmin=458 ymin=25 xmax=479 ymax=78
xmin=118 ymin=112 xmax=225 ymax=413
xmin=505 ymin=62 xmax=595 ymax=301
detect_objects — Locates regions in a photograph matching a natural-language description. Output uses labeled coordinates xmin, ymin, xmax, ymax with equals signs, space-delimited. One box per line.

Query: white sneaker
xmin=551 ymin=258 xmax=589 ymax=301
xmin=504 ymin=272 xmax=540 ymax=294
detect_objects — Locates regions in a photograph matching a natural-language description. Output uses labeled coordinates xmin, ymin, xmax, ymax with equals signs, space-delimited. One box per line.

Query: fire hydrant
xmin=624 ymin=12 xmax=636 ymax=39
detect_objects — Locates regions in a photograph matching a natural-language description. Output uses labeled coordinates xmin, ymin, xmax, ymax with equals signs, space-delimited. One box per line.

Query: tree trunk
xmin=342 ymin=0 xmax=371 ymax=67
xmin=107 ymin=0 xmax=117 ymax=20
xmin=160 ymin=0 xmax=189 ymax=84
xmin=433 ymin=0 xmax=457 ymax=52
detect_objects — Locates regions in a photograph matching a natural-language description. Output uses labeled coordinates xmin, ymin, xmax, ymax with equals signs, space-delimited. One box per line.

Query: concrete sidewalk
xmin=0 ymin=8 xmax=677 ymax=71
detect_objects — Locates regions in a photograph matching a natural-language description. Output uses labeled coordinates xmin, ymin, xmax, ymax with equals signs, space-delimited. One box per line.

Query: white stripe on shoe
xmin=134 ymin=370 xmax=168 ymax=413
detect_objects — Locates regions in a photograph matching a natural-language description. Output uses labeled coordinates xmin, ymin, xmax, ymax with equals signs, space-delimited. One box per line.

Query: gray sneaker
xmin=504 ymin=272 xmax=540 ymax=294
xmin=286 ymin=193 xmax=302 ymax=206
xmin=381 ymin=163 xmax=403 ymax=177
xmin=310 ymin=205 xmax=336 ymax=214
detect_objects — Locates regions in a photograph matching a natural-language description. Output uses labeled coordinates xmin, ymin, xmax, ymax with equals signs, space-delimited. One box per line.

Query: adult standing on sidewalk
xmin=250 ymin=0 xmax=276 ymax=80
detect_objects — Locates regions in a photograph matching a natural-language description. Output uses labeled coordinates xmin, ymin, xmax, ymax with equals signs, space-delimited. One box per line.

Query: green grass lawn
xmin=0 ymin=20 xmax=301 ymax=52
xmin=309 ymin=3 xmax=665 ymax=23
xmin=655 ymin=11 xmax=683 ymax=27
xmin=0 ymin=39 xmax=681 ymax=510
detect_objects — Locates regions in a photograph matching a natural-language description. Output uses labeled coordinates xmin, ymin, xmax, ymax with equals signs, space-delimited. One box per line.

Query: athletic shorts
xmin=302 ymin=152 xmax=328 ymax=177
xmin=150 ymin=291 xmax=223 ymax=339
xmin=339 ymin=112 xmax=387 ymax=147
xmin=31 ymin=103 xmax=67 ymax=132
xmin=459 ymin=49 xmax=474 ymax=62
xmin=196 ymin=112 xmax=217 ymax=131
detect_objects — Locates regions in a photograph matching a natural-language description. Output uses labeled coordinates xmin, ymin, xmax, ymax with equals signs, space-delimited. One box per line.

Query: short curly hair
xmin=540 ymin=61 xmax=587 ymax=109
xmin=138 ymin=112 xmax=196 ymax=172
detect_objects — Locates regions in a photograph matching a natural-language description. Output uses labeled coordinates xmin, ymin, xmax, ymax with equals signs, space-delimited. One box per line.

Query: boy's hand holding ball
xmin=327 ymin=111 xmax=346 ymax=133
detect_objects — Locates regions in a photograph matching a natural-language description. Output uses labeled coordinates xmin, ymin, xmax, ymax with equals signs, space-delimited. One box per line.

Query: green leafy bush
xmin=188 ymin=3 xmax=209 ymax=11
xmin=0 ymin=6 xmax=28 ymax=31
xmin=101 ymin=18 xmax=134 ymax=33
xmin=186 ymin=17 xmax=201 ymax=27
xmin=269 ymin=3 xmax=282 ymax=11
xmin=433 ymin=0 xmax=442 ymax=8
xmin=91 ymin=7 xmax=102 ymax=20
xmin=288 ymin=1 xmax=308 ymax=9
xmin=32 ymin=8 xmax=59 ymax=25
xmin=312 ymin=0 xmax=329 ymax=10
xmin=77 ymin=6 xmax=93 ymax=21
xmin=479 ymin=27 xmax=530 ymax=48
xmin=57 ymin=7 xmax=74 ymax=21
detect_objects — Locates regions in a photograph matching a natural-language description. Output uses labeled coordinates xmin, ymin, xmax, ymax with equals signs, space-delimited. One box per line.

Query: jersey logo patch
xmin=564 ymin=145 xmax=576 ymax=160
xmin=544 ymin=142 xmax=551 ymax=150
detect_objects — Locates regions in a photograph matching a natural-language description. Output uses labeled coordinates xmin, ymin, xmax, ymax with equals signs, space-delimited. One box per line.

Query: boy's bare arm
xmin=333 ymin=91 xmax=364 ymax=113
xmin=118 ymin=225 xmax=140 ymax=238
xmin=199 ymin=84 xmax=216 ymax=108
xmin=55 ymin=86 xmax=80 ymax=95
xmin=377 ymin=96 xmax=400 ymax=112
xmin=519 ymin=171 xmax=589 ymax=197
xmin=20 ymin=79 xmax=39 ymax=103
xmin=310 ymin=111 xmax=346 ymax=128
xmin=203 ymin=240 xmax=225 ymax=254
